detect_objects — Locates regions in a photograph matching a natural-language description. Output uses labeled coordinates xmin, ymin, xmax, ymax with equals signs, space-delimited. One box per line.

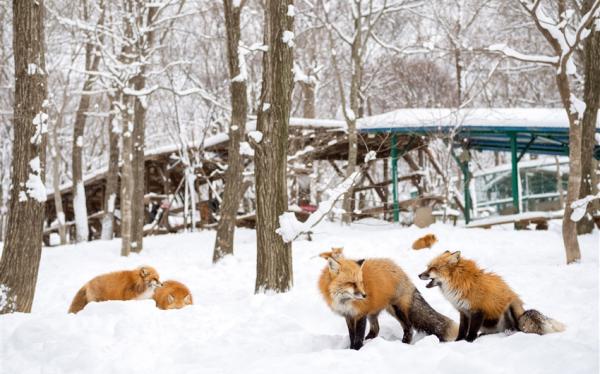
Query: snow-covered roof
xmin=358 ymin=108 xmax=600 ymax=133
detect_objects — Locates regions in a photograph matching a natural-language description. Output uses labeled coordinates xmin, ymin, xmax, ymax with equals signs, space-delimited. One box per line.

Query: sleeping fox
xmin=153 ymin=280 xmax=193 ymax=310
xmin=68 ymin=266 xmax=161 ymax=313
xmin=412 ymin=234 xmax=437 ymax=250
xmin=318 ymin=248 xmax=458 ymax=349
xmin=419 ymin=251 xmax=565 ymax=342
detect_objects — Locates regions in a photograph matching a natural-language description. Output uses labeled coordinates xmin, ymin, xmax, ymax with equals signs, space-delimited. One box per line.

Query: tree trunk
xmin=578 ymin=3 xmax=599 ymax=234
xmin=50 ymin=111 xmax=66 ymax=245
xmin=213 ymin=0 xmax=248 ymax=263
xmin=556 ymin=72 xmax=582 ymax=264
xmin=0 ymin=0 xmax=47 ymax=314
xmin=101 ymin=96 xmax=120 ymax=240
xmin=342 ymin=13 xmax=362 ymax=224
xmin=252 ymin=0 xmax=294 ymax=293
xmin=131 ymin=74 xmax=146 ymax=253
xmin=71 ymin=3 xmax=102 ymax=243
xmin=120 ymin=95 xmax=134 ymax=256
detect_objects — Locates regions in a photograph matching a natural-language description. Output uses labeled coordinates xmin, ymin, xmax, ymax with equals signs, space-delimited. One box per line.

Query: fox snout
xmin=418 ymin=271 xmax=430 ymax=280
xmin=354 ymin=291 xmax=367 ymax=300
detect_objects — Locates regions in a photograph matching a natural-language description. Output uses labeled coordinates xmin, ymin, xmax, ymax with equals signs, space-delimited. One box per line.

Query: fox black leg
xmin=352 ymin=316 xmax=367 ymax=350
xmin=345 ymin=316 xmax=356 ymax=349
xmin=456 ymin=312 xmax=469 ymax=341
xmin=392 ymin=305 xmax=413 ymax=344
xmin=365 ymin=314 xmax=380 ymax=340
xmin=466 ymin=311 xmax=484 ymax=342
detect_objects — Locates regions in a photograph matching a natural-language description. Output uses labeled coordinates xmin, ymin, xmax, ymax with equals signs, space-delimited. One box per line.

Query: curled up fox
xmin=419 ymin=251 xmax=565 ymax=342
xmin=318 ymin=248 xmax=457 ymax=349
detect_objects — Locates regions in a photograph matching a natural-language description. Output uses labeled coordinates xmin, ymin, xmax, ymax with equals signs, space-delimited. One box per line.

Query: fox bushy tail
xmin=409 ymin=290 xmax=459 ymax=342
xmin=68 ymin=287 xmax=88 ymax=314
xmin=510 ymin=300 xmax=565 ymax=335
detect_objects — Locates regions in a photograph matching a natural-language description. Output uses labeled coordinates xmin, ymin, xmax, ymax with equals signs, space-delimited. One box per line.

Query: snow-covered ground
xmin=0 ymin=220 xmax=598 ymax=374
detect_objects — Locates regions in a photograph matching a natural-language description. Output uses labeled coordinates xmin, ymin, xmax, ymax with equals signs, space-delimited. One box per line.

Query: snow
xmin=282 ymin=30 xmax=295 ymax=48
xmin=0 ymin=222 xmax=597 ymax=374
xmin=488 ymin=43 xmax=558 ymax=65
xmin=262 ymin=102 xmax=271 ymax=112
xmin=277 ymin=171 xmax=361 ymax=242
xmin=73 ymin=181 xmax=89 ymax=242
xmin=25 ymin=159 xmax=46 ymax=203
xmin=358 ymin=108 xmax=600 ymax=132
xmin=31 ymin=111 xmax=48 ymax=145
xmin=239 ymin=141 xmax=254 ymax=156
xmin=287 ymin=5 xmax=295 ymax=17
xmin=248 ymin=131 xmax=263 ymax=144
xmin=570 ymin=194 xmax=600 ymax=222
xmin=76 ymin=136 xmax=83 ymax=148
xmin=569 ymin=94 xmax=586 ymax=120
xmin=27 ymin=63 xmax=38 ymax=75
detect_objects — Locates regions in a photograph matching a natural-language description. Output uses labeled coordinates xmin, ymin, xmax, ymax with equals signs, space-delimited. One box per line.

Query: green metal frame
xmin=509 ymin=133 xmax=520 ymax=213
xmin=391 ymin=134 xmax=399 ymax=222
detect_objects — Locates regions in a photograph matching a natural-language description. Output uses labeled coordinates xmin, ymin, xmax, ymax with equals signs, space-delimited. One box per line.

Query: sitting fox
xmin=318 ymin=248 xmax=457 ymax=349
xmin=153 ymin=280 xmax=193 ymax=310
xmin=419 ymin=251 xmax=565 ymax=342
xmin=68 ymin=266 xmax=161 ymax=313
xmin=412 ymin=234 xmax=437 ymax=250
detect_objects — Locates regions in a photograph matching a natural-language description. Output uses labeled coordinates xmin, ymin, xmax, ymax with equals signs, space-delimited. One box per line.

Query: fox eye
xmin=345 ymin=282 xmax=356 ymax=288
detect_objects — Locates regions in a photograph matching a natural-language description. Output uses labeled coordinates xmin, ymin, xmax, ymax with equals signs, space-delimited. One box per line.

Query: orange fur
xmin=153 ymin=280 xmax=193 ymax=310
xmin=422 ymin=251 xmax=520 ymax=319
xmin=318 ymin=248 xmax=457 ymax=348
xmin=68 ymin=266 xmax=161 ymax=313
xmin=412 ymin=234 xmax=438 ymax=250
xmin=319 ymin=255 xmax=414 ymax=318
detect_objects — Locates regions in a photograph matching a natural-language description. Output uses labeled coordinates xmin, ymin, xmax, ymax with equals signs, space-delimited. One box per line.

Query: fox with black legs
xmin=419 ymin=251 xmax=565 ymax=342
xmin=318 ymin=248 xmax=458 ymax=349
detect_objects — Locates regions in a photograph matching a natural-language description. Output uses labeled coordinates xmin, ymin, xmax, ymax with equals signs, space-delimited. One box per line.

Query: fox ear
xmin=139 ymin=267 xmax=148 ymax=277
xmin=184 ymin=294 xmax=192 ymax=305
xmin=167 ymin=294 xmax=175 ymax=304
xmin=327 ymin=258 xmax=341 ymax=274
xmin=356 ymin=259 xmax=365 ymax=267
xmin=449 ymin=251 xmax=461 ymax=264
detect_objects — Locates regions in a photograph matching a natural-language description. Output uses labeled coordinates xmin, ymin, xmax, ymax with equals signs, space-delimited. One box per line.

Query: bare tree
xmin=250 ymin=0 xmax=294 ymax=293
xmin=490 ymin=0 xmax=600 ymax=263
xmin=100 ymin=93 xmax=120 ymax=240
xmin=578 ymin=0 xmax=600 ymax=234
xmin=213 ymin=0 xmax=249 ymax=263
xmin=71 ymin=1 xmax=104 ymax=243
xmin=0 ymin=0 xmax=47 ymax=313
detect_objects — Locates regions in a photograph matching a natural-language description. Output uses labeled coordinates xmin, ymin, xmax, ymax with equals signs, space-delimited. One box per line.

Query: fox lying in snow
xmin=412 ymin=234 xmax=437 ymax=250
xmin=419 ymin=251 xmax=565 ymax=342
xmin=318 ymin=248 xmax=458 ymax=349
xmin=68 ymin=266 xmax=161 ymax=313
xmin=153 ymin=280 xmax=193 ymax=310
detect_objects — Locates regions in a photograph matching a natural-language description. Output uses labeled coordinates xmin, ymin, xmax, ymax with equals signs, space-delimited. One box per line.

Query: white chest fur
xmin=440 ymin=283 xmax=470 ymax=311
xmin=331 ymin=294 xmax=358 ymax=317
xmin=135 ymin=287 xmax=155 ymax=300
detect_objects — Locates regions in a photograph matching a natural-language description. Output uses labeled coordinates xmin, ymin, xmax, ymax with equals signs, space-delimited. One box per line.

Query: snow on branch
xmin=488 ymin=43 xmax=558 ymax=65
xmin=276 ymin=151 xmax=377 ymax=243
xmin=570 ymin=194 xmax=600 ymax=222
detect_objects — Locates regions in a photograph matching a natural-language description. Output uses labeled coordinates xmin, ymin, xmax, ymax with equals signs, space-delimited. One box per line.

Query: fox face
xmin=139 ymin=266 xmax=162 ymax=289
xmin=320 ymin=249 xmax=367 ymax=315
xmin=162 ymin=293 xmax=193 ymax=310
xmin=418 ymin=251 xmax=461 ymax=288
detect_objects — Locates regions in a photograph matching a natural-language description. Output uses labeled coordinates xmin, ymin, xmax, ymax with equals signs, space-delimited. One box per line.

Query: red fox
xmin=68 ymin=266 xmax=161 ymax=313
xmin=412 ymin=234 xmax=437 ymax=250
xmin=318 ymin=248 xmax=458 ymax=349
xmin=153 ymin=280 xmax=193 ymax=310
xmin=419 ymin=251 xmax=565 ymax=342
